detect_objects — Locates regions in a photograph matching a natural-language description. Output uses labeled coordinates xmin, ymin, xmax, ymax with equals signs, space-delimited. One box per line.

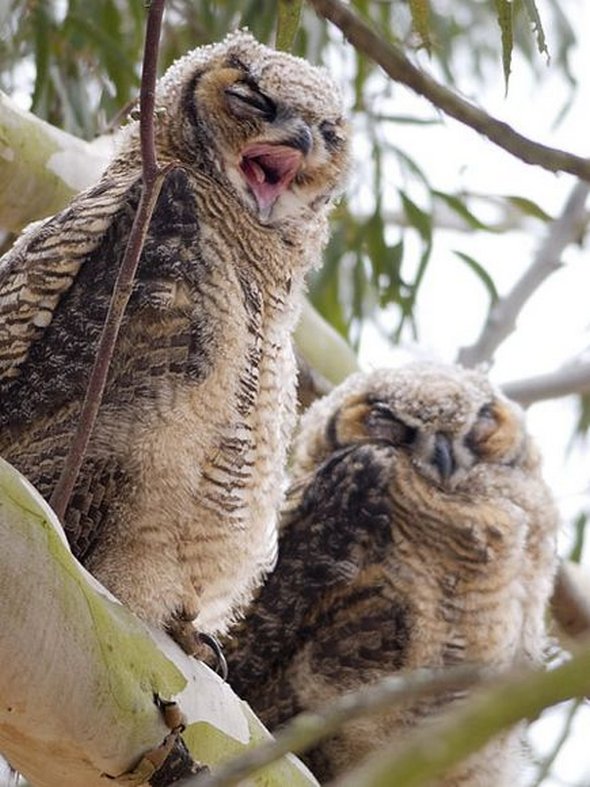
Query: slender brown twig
xmin=307 ymin=0 xmax=590 ymax=181
xmin=50 ymin=0 xmax=169 ymax=521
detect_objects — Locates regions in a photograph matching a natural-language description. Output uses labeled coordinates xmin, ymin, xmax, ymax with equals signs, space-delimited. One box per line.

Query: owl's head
xmin=147 ymin=31 xmax=349 ymax=225
xmin=294 ymin=363 xmax=537 ymax=491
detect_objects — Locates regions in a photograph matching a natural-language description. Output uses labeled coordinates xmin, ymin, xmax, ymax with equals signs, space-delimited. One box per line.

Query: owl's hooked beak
xmin=431 ymin=433 xmax=456 ymax=482
xmin=240 ymin=134 xmax=310 ymax=220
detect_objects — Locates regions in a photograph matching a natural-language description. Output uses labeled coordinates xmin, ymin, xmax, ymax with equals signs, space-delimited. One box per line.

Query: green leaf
xmin=395 ymin=191 xmax=433 ymax=340
xmin=399 ymin=191 xmax=432 ymax=242
xmin=389 ymin=144 xmax=432 ymax=189
xmin=454 ymin=251 xmax=499 ymax=304
xmin=568 ymin=512 xmax=587 ymax=564
xmin=574 ymin=392 xmax=590 ymax=437
xmin=378 ymin=241 xmax=405 ymax=308
xmin=494 ymin=0 xmax=513 ymax=91
xmin=275 ymin=0 xmax=303 ymax=52
xmin=433 ymin=191 xmax=497 ymax=232
xmin=505 ymin=195 xmax=552 ymax=222
xmin=352 ymin=255 xmax=369 ymax=322
xmin=31 ymin=2 xmax=52 ymax=115
xmin=409 ymin=0 xmax=431 ymax=53
xmin=522 ymin=0 xmax=550 ymax=62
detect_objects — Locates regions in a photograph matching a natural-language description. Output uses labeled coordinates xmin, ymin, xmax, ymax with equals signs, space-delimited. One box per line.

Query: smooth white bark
xmin=0 ymin=92 xmax=113 ymax=232
xmin=0 ymin=458 xmax=316 ymax=787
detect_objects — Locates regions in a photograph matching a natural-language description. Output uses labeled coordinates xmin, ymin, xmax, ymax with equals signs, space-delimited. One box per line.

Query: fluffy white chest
xmin=113 ymin=272 xmax=297 ymax=633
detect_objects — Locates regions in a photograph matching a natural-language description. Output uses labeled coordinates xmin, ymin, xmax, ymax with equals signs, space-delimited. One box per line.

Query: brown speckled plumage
xmin=0 ymin=31 xmax=349 ymax=643
xmin=226 ymin=363 xmax=558 ymax=785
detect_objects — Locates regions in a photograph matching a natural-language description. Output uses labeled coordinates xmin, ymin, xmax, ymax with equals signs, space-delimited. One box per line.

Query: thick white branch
xmin=0 ymin=458 xmax=316 ymax=787
xmin=457 ymin=181 xmax=590 ymax=368
xmin=294 ymin=299 xmax=359 ymax=386
xmin=502 ymin=360 xmax=590 ymax=406
xmin=0 ymin=92 xmax=113 ymax=232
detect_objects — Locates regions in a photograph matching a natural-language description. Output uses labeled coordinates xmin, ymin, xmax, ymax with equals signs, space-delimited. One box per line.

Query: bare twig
xmin=307 ymin=0 xmax=590 ymax=181
xmin=502 ymin=360 xmax=590 ymax=406
xmin=190 ymin=666 xmax=486 ymax=787
xmin=139 ymin=2 xmax=164 ymax=183
xmin=530 ymin=697 xmax=582 ymax=787
xmin=332 ymin=645 xmax=590 ymax=787
xmin=50 ymin=0 xmax=169 ymax=520
xmin=457 ymin=180 xmax=590 ymax=368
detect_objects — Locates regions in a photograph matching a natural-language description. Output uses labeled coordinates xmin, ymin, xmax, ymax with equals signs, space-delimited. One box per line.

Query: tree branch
xmin=307 ymin=0 xmax=590 ymax=181
xmin=332 ymin=645 xmax=590 ymax=787
xmin=0 ymin=458 xmax=315 ymax=787
xmin=457 ymin=180 xmax=590 ymax=368
xmin=502 ymin=360 xmax=590 ymax=406
xmin=192 ymin=667 xmax=486 ymax=787
xmin=294 ymin=299 xmax=359 ymax=386
xmin=50 ymin=0 xmax=170 ymax=521
xmin=0 ymin=91 xmax=112 ymax=232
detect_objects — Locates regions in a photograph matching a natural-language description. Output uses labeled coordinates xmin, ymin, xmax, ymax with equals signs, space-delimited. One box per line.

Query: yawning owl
xmin=0 ymin=31 xmax=349 ymax=651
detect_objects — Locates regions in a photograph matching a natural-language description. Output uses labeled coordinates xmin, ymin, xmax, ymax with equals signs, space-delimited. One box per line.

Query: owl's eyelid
xmin=225 ymin=82 xmax=276 ymax=120
xmin=319 ymin=119 xmax=343 ymax=148
xmin=370 ymin=401 xmax=401 ymax=421
xmin=477 ymin=402 xmax=496 ymax=421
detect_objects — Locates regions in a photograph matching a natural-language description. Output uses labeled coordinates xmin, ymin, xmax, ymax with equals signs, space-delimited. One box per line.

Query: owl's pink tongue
xmin=241 ymin=143 xmax=303 ymax=214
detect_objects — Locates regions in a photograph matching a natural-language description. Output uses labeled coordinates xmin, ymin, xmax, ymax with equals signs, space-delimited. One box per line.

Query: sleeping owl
xmin=225 ymin=363 xmax=558 ymax=784
xmin=0 ymin=31 xmax=349 ymax=652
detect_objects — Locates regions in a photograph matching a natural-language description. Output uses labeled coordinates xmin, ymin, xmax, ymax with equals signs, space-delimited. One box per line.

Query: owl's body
xmin=0 ymin=32 xmax=348 ymax=639
xmin=226 ymin=364 xmax=558 ymax=784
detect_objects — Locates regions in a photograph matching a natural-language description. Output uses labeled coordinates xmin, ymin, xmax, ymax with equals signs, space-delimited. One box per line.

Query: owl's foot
xmin=168 ymin=616 xmax=228 ymax=680
xmin=105 ymin=697 xmax=208 ymax=784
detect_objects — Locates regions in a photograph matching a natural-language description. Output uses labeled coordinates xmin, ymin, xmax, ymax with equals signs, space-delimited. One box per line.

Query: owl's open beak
xmin=240 ymin=142 xmax=304 ymax=217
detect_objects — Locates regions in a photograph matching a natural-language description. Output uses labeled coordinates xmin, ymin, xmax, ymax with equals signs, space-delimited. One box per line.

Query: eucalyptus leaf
xmin=494 ymin=0 xmax=514 ymax=90
xmin=276 ymin=0 xmax=303 ymax=52
xmin=433 ymin=191 xmax=497 ymax=232
xmin=409 ymin=0 xmax=431 ymax=53
xmin=454 ymin=251 xmax=499 ymax=305
xmin=522 ymin=0 xmax=550 ymax=61
xmin=505 ymin=195 xmax=553 ymax=222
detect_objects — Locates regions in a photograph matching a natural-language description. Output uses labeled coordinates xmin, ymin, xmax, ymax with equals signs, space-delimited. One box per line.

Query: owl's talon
xmin=198 ymin=632 xmax=229 ymax=681
xmin=167 ymin=619 xmax=228 ymax=680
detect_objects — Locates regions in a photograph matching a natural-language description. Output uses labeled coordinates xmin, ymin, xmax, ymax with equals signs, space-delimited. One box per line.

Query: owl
xmin=0 ymin=31 xmax=349 ymax=653
xmin=225 ymin=363 xmax=558 ymax=784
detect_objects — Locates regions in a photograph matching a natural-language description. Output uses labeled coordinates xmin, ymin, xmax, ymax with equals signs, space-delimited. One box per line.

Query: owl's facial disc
xmin=240 ymin=142 xmax=305 ymax=218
